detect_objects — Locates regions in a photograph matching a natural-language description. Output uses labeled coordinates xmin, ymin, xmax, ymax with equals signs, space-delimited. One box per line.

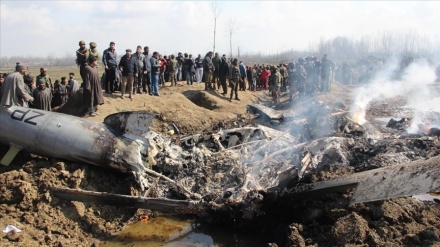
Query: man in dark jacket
xmin=118 ymin=49 xmax=138 ymax=99
xmin=176 ymin=52 xmax=184 ymax=81
xmin=102 ymin=41 xmax=118 ymax=94
xmin=218 ymin=55 xmax=229 ymax=95
xmin=142 ymin=46 xmax=152 ymax=94
xmin=133 ymin=45 xmax=145 ymax=94
xmin=212 ymin=52 xmax=221 ymax=89
xmin=184 ymin=54 xmax=195 ymax=85
xmin=203 ymin=51 xmax=214 ymax=90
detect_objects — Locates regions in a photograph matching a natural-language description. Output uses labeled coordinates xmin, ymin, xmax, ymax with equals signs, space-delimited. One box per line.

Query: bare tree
xmin=226 ymin=17 xmax=239 ymax=58
xmin=211 ymin=1 xmax=222 ymax=53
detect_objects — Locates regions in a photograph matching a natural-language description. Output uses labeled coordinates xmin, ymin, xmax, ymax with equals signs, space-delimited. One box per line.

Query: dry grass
xmin=1 ymin=65 xmax=105 ymax=84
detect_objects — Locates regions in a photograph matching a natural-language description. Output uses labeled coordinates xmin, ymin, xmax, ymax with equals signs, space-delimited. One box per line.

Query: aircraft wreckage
xmin=0 ymin=104 xmax=439 ymax=219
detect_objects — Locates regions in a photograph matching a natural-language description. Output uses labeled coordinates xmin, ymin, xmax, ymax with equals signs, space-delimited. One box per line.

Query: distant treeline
xmin=241 ymin=32 xmax=440 ymax=65
xmin=2 ymin=31 xmax=440 ymax=68
xmin=0 ymin=54 xmax=76 ymax=69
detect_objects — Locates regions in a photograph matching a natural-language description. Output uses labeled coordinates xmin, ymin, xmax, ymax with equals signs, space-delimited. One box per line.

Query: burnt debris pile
xmin=120 ymin=98 xmax=440 ymax=221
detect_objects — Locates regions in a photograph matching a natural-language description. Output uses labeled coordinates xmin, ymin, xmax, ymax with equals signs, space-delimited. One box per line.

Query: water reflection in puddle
xmin=101 ymin=216 xmax=265 ymax=247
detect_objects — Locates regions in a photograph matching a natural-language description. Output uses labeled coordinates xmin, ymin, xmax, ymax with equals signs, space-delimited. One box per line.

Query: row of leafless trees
xmin=1 ymin=20 xmax=439 ymax=68
xmin=0 ymin=53 xmax=76 ymax=69
xmin=307 ymin=31 xmax=440 ymax=63
xmin=239 ymin=31 xmax=440 ymax=66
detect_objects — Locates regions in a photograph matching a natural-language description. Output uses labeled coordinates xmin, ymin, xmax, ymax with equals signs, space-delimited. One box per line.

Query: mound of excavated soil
xmin=0 ymin=81 xmax=439 ymax=246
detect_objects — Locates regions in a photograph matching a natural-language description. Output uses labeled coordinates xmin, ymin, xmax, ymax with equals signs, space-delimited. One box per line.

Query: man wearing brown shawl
xmin=32 ymin=79 xmax=52 ymax=111
xmin=83 ymin=57 xmax=104 ymax=116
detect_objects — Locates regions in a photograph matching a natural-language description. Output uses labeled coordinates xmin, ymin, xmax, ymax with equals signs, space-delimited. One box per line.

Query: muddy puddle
xmin=100 ymin=216 xmax=265 ymax=247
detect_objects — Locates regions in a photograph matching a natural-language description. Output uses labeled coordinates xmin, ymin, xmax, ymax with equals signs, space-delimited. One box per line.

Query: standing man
xmin=0 ymin=62 xmax=34 ymax=107
xmin=218 ymin=55 xmax=229 ymax=95
xmin=102 ymin=41 xmax=118 ymax=94
xmin=321 ymin=54 xmax=334 ymax=93
xmin=202 ymin=51 xmax=214 ymax=90
xmin=142 ymin=46 xmax=152 ymax=95
xmin=118 ymin=49 xmax=138 ymax=99
xmin=133 ymin=45 xmax=145 ymax=94
xmin=76 ymin=40 xmax=88 ymax=84
xmin=260 ymin=66 xmax=270 ymax=91
xmin=247 ymin=66 xmax=255 ymax=91
xmin=239 ymin=61 xmax=247 ymax=91
xmin=279 ymin=64 xmax=289 ymax=92
xmin=287 ymin=62 xmax=296 ymax=102
xmin=313 ymin=57 xmax=321 ymax=93
xmin=159 ymin=54 xmax=167 ymax=86
xmin=184 ymin=54 xmax=195 ymax=85
xmin=23 ymin=74 xmax=35 ymax=108
xmin=67 ymin=72 xmax=79 ymax=97
xmin=195 ymin=54 xmax=204 ymax=83
xmin=296 ymin=58 xmax=307 ymax=97
xmin=87 ymin=42 xmax=100 ymax=65
xmin=150 ymin=51 xmax=160 ymax=96
xmin=269 ymin=66 xmax=281 ymax=105
xmin=176 ymin=52 xmax=184 ymax=81
xmin=169 ymin=54 xmax=178 ymax=86
xmin=36 ymin=68 xmax=53 ymax=93
xmin=52 ymin=77 xmax=68 ymax=107
xmin=212 ymin=52 xmax=221 ymax=89
xmin=229 ymin=58 xmax=240 ymax=101
xmin=83 ymin=57 xmax=104 ymax=116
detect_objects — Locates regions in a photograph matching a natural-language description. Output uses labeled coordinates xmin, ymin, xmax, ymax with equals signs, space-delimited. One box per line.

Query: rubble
xmin=46 ymin=98 xmax=439 ymax=221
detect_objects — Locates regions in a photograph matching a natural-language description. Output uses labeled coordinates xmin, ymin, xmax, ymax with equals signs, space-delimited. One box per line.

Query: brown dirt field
xmin=0 ymin=80 xmax=439 ymax=246
xmin=61 ymin=80 xmax=258 ymax=135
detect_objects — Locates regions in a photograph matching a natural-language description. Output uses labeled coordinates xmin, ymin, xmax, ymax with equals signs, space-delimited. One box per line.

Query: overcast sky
xmin=1 ymin=1 xmax=440 ymax=58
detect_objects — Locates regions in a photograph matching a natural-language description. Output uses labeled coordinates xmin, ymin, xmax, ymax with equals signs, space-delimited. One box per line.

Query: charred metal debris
xmin=47 ymin=101 xmax=440 ymax=219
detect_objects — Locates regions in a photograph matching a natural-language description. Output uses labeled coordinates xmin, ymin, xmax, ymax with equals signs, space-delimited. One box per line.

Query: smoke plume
xmin=350 ymin=57 xmax=439 ymax=132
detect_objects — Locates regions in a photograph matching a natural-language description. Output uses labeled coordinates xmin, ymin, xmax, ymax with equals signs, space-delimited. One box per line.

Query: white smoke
xmin=350 ymin=57 xmax=438 ymax=133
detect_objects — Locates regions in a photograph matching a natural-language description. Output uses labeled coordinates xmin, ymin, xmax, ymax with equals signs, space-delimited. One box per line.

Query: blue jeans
xmin=249 ymin=78 xmax=255 ymax=90
xmin=151 ymin=73 xmax=159 ymax=95
xmin=177 ymin=66 xmax=182 ymax=81
xmin=144 ymin=71 xmax=152 ymax=93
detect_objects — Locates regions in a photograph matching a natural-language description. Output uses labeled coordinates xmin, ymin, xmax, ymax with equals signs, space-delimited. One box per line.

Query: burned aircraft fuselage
xmin=0 ymin=105 xmax=147 ymax=173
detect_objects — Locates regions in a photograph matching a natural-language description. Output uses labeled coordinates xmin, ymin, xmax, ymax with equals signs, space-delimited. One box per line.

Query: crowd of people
xmin=0 ymin=63 xmax=80 ymax=111
xmin=0 ymin=40 xmax=342 ymax=115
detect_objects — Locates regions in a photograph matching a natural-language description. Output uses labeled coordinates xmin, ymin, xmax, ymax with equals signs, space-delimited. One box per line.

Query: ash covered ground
xmin=0 ymin=78 xmax=439 ymax=246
